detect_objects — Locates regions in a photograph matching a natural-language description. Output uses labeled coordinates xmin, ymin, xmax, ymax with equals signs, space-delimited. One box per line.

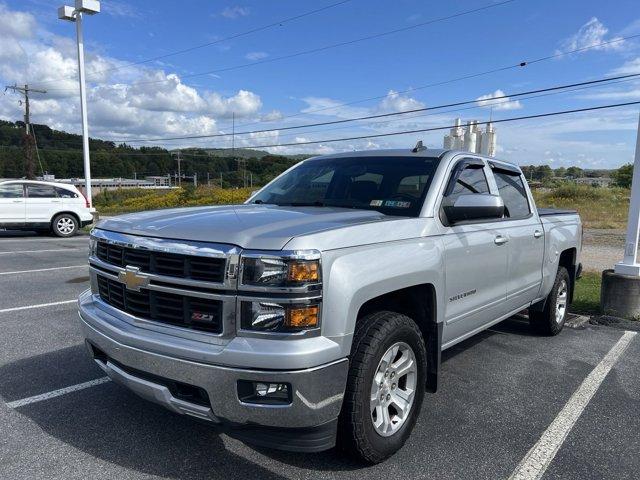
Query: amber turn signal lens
xmin=287 ymin=260 xmax=319 ymax=282
xmin=285 ymin=305 xmax=319 ymax=328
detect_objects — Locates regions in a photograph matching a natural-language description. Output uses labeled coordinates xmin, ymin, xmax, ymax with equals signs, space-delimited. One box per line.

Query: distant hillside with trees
xmin=0 ymin=119 xmax=633 ymax=188
xmin=0 ymin=120 xmax=304 ymax=187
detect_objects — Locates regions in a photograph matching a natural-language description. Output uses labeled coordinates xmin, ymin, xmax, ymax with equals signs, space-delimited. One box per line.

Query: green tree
xmin=566 ymin=166 xmax=583 ymax=178
xmin=612 ymin=164 xmax=633 ymax=188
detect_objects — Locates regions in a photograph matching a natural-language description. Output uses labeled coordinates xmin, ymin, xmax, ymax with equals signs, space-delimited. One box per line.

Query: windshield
xmin=251 ymin=156 xmax=440 ymax=217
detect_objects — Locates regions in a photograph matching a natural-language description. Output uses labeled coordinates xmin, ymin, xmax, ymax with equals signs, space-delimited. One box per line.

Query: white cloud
xmin=557 ymin=17 xmax=625 ymax=54
xmin=376 ymin=90 xmax=425 ymax=113
xmin=0 ymin=3 xmax=264 ymax=143
xmin=301 ymin=96 xmax=369 ymax=119
xmin=0 ymin=3 xmax=35 ymax=39
xmin=245 ymin=51 xmax=269 ymax=61
xmin=220 ymin=6 xmax=250 ymax=19
xmin=102 ymin=1 xmax=140 ymax=18
xmin=609 ymin=57 xmax=640 ymax=75
xmin=262 ymin=110 xmax=284 ymax=121
xmin=128 ymin=71 xmax=208 ymax=112
xmin=475 ymin=90 xmax=523 ymax=110
xmin=205 ymin=90 xmax=262 ymax=118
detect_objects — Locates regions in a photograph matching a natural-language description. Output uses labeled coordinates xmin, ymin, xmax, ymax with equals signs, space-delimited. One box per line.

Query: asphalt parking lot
xmin=1 ymin=231 xmax=639 ymax=480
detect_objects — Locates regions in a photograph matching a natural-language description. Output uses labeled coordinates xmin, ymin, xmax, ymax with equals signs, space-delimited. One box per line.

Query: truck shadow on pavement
xmin=0 ymin=317 xmax=539 ymax=477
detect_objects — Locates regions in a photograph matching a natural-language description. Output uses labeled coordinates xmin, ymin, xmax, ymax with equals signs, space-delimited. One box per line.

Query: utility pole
xmin=231 ymin=111 xmax=247 ymax=188
xmin=5 ymin=84 xmax=47 ymax=179
xmin=174 ymin=151 xmax=182 ymax=186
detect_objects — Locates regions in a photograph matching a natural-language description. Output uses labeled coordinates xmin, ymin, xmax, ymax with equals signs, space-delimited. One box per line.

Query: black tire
xmin=529 ymin=266 xmax=570 ymax=336
xmin=51 ymin=213 xmax=78 ymax=237
xmin=338 ymin=311 xmax=427 ymax=464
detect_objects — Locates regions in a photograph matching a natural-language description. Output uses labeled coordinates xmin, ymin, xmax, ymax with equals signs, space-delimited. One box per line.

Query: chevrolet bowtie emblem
xmin=118 ymin=266 xmax=150 ymax=292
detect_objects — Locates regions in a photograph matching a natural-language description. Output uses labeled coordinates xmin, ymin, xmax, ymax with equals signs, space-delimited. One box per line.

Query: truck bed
xmin=537 ymin=208 xmax=578 ymax=216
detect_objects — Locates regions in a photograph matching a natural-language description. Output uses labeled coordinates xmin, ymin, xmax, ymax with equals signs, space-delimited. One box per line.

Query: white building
xmin=443 ymin=118 xmax=497 ymax=157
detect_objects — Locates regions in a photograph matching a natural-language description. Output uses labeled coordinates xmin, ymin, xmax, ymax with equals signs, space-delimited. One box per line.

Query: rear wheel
xmin=339 ymin=311 xmax=426 ymax=464
xmin=52 ymin=214 xmax=78 ymax=237
xmin=530 ymin=266 xmax=570 ymax=335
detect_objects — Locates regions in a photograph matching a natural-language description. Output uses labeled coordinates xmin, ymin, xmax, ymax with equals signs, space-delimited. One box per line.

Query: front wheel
xmin=338 ymin=311 xmax=426 ymax=464
xmin=530 ymin=266 xmax=570 ymax=335
xmin=52 ymin=214 xmax=78 ymax=237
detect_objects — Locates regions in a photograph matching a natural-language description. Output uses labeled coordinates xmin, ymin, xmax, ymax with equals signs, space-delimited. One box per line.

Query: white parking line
xmin=6 ymin=377 xmax=111 ymax=409
xmin=0 ymin=248 xmax=84 ymax=255
xmin=0 ymin=237 xmax=88 ymax=243
xmin=0 ymin=299 xmax=77 ymax=314
xmin=0 ymin=265 xmax=87 ymax=275
xmin=509 ymin=330 xmax=637 ymax=480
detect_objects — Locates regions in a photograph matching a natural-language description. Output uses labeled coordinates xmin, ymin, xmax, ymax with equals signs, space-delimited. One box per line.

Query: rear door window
xmin=0 ymin=184 xmax=24 ymax=198
xmin=26 ymin=184 xmax=57 ymax=198
xmin=55 ymin=187 xmax=78 ymax=198
xmin=494 ymin=171 xmax=531 ymax=219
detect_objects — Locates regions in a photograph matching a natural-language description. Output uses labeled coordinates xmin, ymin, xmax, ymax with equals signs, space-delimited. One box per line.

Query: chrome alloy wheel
xmin=555 ymin=279 xmax=568 ymax=324
xmin=56 ymin=217 xmax=75 ymax=235
xmin=370 ymin=341 xmax=417 ymax=437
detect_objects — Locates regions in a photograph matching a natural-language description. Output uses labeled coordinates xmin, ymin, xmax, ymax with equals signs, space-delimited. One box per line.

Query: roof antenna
xmin=412 ymin=140 xmax=426 ymax=153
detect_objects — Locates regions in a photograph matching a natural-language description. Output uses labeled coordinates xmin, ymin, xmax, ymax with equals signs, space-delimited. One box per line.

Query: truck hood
xmin=97 ymin=204 xmax=396 ymax=250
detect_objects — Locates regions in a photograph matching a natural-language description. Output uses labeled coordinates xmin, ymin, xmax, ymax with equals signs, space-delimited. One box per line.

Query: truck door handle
xmin=534 ymin=230 xmax=543 ymax=238
xmin=494 ymin=235 xmax=509 ymax=245
xmin=12 ymin=200 xmax=23 ymax=203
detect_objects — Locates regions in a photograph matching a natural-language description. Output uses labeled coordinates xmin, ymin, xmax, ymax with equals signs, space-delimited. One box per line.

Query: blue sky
xmin=1 ymin=0 xmax=639 ymax=167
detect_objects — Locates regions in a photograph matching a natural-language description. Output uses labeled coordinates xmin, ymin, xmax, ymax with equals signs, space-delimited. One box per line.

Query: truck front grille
xmin=96 ymin=241 xmax=226 ymax=283
xmin=96 ymin=274 xmax=223 ymax=334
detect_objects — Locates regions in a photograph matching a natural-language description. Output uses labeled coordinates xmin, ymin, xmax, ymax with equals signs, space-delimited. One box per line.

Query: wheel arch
xmin=50 ymin=211 xmax=80 ymax=232
xmin=531 ymin=247 xmax=577 ymax=312
xmin=356 ymin=284 xmax=441 ymax=393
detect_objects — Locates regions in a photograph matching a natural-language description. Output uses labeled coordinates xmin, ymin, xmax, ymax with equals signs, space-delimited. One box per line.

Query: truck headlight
xmin=241 ymin=301 xmax=320 ymax=332
xmin=240 ymin=251 xmax=321 ymax=288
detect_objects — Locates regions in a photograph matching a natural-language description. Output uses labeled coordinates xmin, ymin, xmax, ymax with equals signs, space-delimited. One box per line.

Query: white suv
xmin=0 ymin=180 xmax=95 ymax=237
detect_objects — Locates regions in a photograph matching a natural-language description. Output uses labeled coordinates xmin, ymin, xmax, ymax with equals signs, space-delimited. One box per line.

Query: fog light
xmin=237 ymin=380 xmax=292 ymax=405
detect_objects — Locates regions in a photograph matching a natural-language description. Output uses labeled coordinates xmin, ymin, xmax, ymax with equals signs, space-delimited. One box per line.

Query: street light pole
xmin=58 ymin=0 xmax=100 ymax=208
xmin=75 ymin=12 xmax=93 ymax=207
xmin=614 ymin=112 xmax=640 ymax=276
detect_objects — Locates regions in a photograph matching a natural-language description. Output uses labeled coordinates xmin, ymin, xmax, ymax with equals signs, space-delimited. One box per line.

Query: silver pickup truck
xmin=78 ymin=146 xmax=582 ymax=463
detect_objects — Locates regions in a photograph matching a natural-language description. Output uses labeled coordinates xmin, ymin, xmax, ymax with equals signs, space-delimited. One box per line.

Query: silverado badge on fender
xmin=118 ymin=266 xmax=150 ymax=292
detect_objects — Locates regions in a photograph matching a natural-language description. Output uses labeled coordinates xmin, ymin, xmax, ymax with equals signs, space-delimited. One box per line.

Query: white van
xmin=0 ymin=180 xmax=95 ymax=237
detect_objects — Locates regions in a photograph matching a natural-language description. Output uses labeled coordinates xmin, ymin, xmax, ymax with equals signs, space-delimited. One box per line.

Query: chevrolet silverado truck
xmin=78 ymin=146 xmax=582 ymax=463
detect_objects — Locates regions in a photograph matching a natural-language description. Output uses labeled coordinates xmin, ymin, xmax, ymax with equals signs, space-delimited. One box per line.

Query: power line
xmin=228 ymin=33 xmax=640 ymax=129
xmin=137 ymin=0 xmax=516 ymax=86
xmin=239 ymin=101 xmax=640 ymax=149
xmin=217 ymin=74 xmax=640 ymax=142
xmin=29 ymin=0 xmax=356 ymax=89
xmin=7 ymin=101 xmax=640 ymax=156
xmin=41 ymin=0 xmax=517 ymax=92
xmin=85 ymin=32 xmax=640 ymax=142
xmin=114 ymin=72 xmax=640 ymax=143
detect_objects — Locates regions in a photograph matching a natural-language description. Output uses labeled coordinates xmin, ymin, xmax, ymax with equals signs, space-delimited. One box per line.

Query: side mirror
xmin=442 ymin=194 xmax=504 ymax=225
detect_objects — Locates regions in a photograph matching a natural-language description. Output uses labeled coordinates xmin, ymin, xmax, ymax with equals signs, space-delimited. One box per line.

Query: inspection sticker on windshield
xmin=384 ymin=200 xmax=411 ymax=208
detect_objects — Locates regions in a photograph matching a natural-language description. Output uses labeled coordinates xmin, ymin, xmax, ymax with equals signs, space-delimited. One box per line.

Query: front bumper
xmin=78 ymin=292 xmax=349 ymax=439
